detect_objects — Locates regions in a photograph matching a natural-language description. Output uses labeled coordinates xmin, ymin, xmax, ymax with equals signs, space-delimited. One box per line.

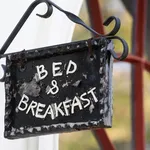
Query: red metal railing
xmin=131 ymin=0 xmax=147 ymax=149
xmin=87 ymin=0 xmax=150 ymax=150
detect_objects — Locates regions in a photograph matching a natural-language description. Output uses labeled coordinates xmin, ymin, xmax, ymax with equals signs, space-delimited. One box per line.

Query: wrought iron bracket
xmin=0 ymin=0 xmax=128 ymax=82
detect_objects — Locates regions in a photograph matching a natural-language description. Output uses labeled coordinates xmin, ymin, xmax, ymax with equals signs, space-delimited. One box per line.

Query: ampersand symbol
xmin=46 ymin=80 xmax=59 ymax=95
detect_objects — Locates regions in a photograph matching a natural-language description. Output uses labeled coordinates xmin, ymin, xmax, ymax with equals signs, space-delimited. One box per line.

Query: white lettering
xmin=80 ymin=92 xmax=90 ymax=108
xmin=46 ymin=80 xmax=59 ymax=95
xmin=71 ymin=96 xmax=83 ymax=114
xmin=52 ymin=62 xmax=62 ymax=77
xmin=54 ymin=102 xmax=65 ymax=117
xmin=35 ymin=103 xmax=46 ymax=118
xmin=44 ymin=105 xmax=55 ymax=120
xmin=18 ymin=94 xmax=29 ymax=111
xmin=26 ymin=101 xmax=37 ymax=116
xmin=17 ymin=87 xmax=99 ymax=120
xmin=36 ymin=65 xmax=48 ymax=80
xmin=63 ymin=99 xmax=71 ymax=116
xmin=88 ymin=87 xmax=98 ymax=102
xmin=66 ymin=60 xmax=77 ymax=75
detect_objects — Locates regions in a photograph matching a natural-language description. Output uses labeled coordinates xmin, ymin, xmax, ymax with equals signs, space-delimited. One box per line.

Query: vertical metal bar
xmin=93 ymin=129 xmax=115 ymax=150
xmin=86 ymin=0 xmax=115 ymax=150
xmin=131 ymin=0 xmax=136 ymax=149
xmin=131 ymin=0 xmax=147 ymax=149
xmin=86 ymin=0 xmax=104 ymax=36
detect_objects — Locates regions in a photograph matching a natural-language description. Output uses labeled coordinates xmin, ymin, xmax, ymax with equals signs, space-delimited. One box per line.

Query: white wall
xmin=0 ymin=0 xmax=83 ymax=150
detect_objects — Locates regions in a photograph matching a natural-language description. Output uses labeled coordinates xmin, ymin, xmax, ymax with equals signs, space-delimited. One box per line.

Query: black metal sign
xmin=0 ymin=0 xmax=128 ymax=140
xmin=4 ymin=38 xmax=114 ymax=139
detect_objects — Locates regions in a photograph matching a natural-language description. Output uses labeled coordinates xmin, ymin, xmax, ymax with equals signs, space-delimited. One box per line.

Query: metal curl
xmin=106 ymin=36 xmax=129 ymax=61
xmin=46 ymin=0 xmax=102 ymax=36
xmin=0 ymin=0 xmax=128 ymax=82
xmin=0 ymin=0 xmax=53 ymax=55
xmin=46 ymin=1 xmax=120 ymax=37
xmin=0 ymin=0 xmax=53 ymax=82
xmin=103 ymin=16 xmax=121 ymax=36
xmin=0 ymin=0 xmax=122 ymax=55
xmin=36 ymin=1 xmax=53 ymax=18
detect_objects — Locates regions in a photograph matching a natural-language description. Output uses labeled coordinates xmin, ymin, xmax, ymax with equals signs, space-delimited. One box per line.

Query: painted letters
xmin=80 ymin=92 xmax=90 ymax=108
xmin=36 ymin=65 xmax=48 ymax=80
xmin=17 ymin=59 xmax=99 ymax=121
xmin=46 ymin=80 xmax=59 ymax=95
xmin=71 ymin=96 xmax=83 ymax=114
xmin=88 ymin=87 xmax=98 ymax=102
xmin=52 ymin=62 xmax=63 ymax=77
xmin=18 ymin=94 xmax=29 ymax=111
xmin=17 ymin=87 xmax=98 ymax=120
xmin=66 ymin=60 xmax=77 ymax=75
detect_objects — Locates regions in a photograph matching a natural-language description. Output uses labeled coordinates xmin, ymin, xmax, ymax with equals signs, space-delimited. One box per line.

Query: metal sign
xmin=0 ymin=0 xmax=128 ymax=140
xmin=4 ymin=38 xmax=114 ymax=139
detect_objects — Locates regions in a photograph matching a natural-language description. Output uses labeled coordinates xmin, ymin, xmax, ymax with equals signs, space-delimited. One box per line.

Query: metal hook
xmin=0 ymin=0 xmax=53 ymax=55
xmin=103 ymin=16 xmax=121 ymax=36
xmin=0 ymin=0 xmax=122 ymax=56
xmin=106 ymin=36 xmax=129 ymax=61
xmin=46 ymin=0 xmax=102 ymax=36
xmin=0 ymin=0 xmax=128 ymax=82
xmin=0 ymin=0 xmax=53 ymax=82
xmin=46 ymin=1 xmax=121 ymax=37
xmin=36 ymin=1 xmax=53 ymax=18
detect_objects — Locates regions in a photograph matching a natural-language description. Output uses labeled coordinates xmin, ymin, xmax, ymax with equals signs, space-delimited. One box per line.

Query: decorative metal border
xmin=4 ymin=37 xmax=112 ymax=139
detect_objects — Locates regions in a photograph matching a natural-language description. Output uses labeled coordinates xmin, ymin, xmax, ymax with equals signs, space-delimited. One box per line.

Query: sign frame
xmin=4 ymin=37 xmax=113 ymax=139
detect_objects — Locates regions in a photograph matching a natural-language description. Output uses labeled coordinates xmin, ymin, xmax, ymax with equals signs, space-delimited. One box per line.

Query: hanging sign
xmin=0 ymin=0 xmax=128 ymax=140
xmin=4 ymin=38 xmax=114 ymax=139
